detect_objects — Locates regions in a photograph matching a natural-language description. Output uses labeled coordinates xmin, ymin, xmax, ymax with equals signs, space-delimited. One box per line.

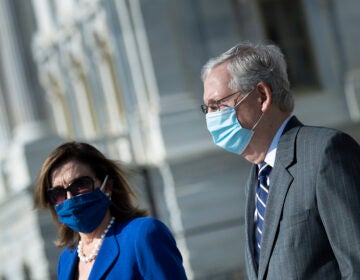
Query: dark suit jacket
xmin=58 ymin=217 xmax=187 ymax=279
xmin=245 ymin=116 xmax=360 ymax=279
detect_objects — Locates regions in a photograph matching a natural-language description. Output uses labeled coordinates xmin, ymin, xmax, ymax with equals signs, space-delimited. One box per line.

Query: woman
xmin=34 ymin=141 xmax=187 ymax=280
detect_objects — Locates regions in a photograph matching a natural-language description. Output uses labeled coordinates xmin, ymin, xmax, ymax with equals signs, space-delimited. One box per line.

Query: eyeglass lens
xmin=47 ymin=176 xmax=95 ymax=206
xmin=201 ymin=91 xmax=241 ymax=114
xmin=201 ymin=104 xmax=208 ymax=114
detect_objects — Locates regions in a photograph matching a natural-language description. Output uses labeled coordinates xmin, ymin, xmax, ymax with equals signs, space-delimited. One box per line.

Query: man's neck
xmin=242 ymin=110 xmax=291 ymax=164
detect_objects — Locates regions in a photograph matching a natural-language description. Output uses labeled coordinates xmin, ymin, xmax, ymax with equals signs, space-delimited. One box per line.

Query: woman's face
xmin=50 ymin=160 xmax=101 ymax=201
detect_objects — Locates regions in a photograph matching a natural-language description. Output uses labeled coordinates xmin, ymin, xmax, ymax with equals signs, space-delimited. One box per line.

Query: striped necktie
xmin=254 ymin=162 xmax=272 ymax=266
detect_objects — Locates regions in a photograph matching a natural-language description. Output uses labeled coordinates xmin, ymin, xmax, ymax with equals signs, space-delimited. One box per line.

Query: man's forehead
xmin=203 ymin=66 xmax=232 ymax=102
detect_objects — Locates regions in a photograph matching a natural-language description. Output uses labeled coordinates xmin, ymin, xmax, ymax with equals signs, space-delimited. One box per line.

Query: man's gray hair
xmin=201 ymin=42 xmax=294 ymax=112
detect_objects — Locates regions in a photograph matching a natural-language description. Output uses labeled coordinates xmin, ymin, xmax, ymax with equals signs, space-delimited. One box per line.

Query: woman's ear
xmin=257 ymin=82 xmax=272 ymax=112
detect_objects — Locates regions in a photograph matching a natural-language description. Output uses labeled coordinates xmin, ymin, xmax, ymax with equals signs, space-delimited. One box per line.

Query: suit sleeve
xmin=134 ymin=218 xmax=188 ymax=280
xmin=317 ymin=132 xmax=360 ymax=278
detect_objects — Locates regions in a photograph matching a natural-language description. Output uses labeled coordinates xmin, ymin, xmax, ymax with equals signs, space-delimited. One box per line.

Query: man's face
xmin=203 ymin=62 xmax=258 ymax=130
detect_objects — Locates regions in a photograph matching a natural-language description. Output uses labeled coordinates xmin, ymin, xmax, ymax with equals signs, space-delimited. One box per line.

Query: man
xmin=201 ymin=42 xmax=360 ymax=279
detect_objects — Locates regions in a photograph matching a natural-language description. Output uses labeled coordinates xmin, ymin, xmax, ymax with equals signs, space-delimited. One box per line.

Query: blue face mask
xmin=206 ymin=90 xmax=262 ymax=154
xmin=55 ymin=179 xmax=110 ymax=233
xmin=206 ymin=107 xmax=254 ymax=154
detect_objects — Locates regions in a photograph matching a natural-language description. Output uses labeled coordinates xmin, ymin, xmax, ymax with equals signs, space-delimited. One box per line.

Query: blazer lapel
xmin=60 ymin=248 xmax=78 ymax=280
xmin=257 ymin=116 xmax=302 ymax=279
xmin=245 ymin=165 xmax=259 ymax=279
xmin=88 ymin=223 xmax=120 ymax=280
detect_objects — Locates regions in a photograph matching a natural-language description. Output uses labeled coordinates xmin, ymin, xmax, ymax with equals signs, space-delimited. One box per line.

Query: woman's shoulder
xmin=114 ymin=217 xmax=172 ymax=240
xmin=118 ymin=217 xmax=168 ymax=231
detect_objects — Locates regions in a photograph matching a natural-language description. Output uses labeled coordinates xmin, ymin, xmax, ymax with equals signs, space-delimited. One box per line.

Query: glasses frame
xmin=46 ymin=176 xmax=96 ymax=206
xmin=201 ymin=90 xmax=241 ymax=114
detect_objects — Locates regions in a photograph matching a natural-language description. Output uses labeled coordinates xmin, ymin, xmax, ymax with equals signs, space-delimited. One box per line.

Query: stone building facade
xmin=0 ymin=0 xmax=359 ymax=279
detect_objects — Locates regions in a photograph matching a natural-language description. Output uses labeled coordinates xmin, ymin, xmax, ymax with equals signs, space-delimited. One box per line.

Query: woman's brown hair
xmin=34 ymin=141 xmax=147 ymax=248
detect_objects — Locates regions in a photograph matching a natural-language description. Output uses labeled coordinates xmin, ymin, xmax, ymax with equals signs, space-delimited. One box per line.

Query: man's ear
xmin=257 ymin=82 xmax=272 ymax=111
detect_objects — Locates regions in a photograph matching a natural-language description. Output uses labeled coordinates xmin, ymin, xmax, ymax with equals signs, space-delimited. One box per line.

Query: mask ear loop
xmin=233 ymin=88 xmax=264 ymax=130
xmin=251 ymin=112 xmax=264 ymax=130
xmin=100 ymin=175 xmax=111 ymax=199
xmin=100 ymin=175 xmax=109 ymax=191
xmin=234 ymin=89 xmax=254 ymax=109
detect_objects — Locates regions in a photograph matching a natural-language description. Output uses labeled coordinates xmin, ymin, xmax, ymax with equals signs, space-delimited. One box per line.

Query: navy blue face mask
xmin=55 ymin=177 xmax=110 ymax=233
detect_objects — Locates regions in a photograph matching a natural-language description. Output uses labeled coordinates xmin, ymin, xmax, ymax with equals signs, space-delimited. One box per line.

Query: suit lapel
xmin=245 ymin=165 xmax=259 ymax=279
xmin=257 ymin=163 xmax=293 ymax=279
xmin=88 ymin=223 xmax=120 ymax=280
xmin=257 ymin=116 xmax=302 ymax=279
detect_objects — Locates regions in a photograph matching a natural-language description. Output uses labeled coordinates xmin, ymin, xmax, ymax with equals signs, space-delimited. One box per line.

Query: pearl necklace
xmin=77 ymin=217 xmax=115 ymax=263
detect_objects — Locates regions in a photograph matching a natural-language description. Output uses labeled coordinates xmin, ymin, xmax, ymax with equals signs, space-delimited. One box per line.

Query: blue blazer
xmin=58 ymin=217 xmax=188 ymax=279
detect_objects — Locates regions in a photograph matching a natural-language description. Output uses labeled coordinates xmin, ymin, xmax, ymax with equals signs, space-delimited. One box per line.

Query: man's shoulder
xmin=299 ymin=124 xmax=340 ymax=136
xmin=285 ymin=116 xmax=344 ymax=136
xmin=291 ymin=123 xmax=360 ymax=157
xmin=285 ymin=116 xmax=349 ymax=140
xmin=298 ymin=124 xmax=356 ymax=142
xmin=280 ymin=117 xmax=359 ymax=156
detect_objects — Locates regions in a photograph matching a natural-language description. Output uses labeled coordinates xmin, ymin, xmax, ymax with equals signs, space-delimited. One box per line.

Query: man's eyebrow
xmin=207 ymin=98 xmax=218 ymax=104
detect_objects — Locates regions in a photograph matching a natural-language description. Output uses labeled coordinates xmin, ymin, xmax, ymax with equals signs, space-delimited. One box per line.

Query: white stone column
xmin=115 ymin=1 xmax=193 ymax=277
xmin=89 ymin=10 xmax=125 ymax=133
xmin=114 ymin=0 xmax=167 ymax=165
xmin=79 ymin=5 xmax=133 ymax=162
xmin=0 ymin=87 xmax=11 ymax=153
xmin=0 ymin=86 xmax=11 ymax=201
xmin=0 ymin=0 xmax=60 ymax=193
xmin=0 ymin=0 xmax=40 ymax=132
xmin=63 ymin=33 xmax=99 ymax=139
xmin=0 ymin=192 xmax=51 ymax=280
xmin=31 ymin=0 xmax=55 ymax=34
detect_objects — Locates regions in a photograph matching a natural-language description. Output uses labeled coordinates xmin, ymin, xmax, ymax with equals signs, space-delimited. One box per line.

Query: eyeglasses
xmin=200 ymin=91 xmax=241 ymax=114
xmin=47 ymin=176 xmax=96 ymax=206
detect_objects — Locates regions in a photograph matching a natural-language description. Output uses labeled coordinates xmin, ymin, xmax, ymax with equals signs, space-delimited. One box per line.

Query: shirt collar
xmin=261 ymin=115 xmax=292 ymax=168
